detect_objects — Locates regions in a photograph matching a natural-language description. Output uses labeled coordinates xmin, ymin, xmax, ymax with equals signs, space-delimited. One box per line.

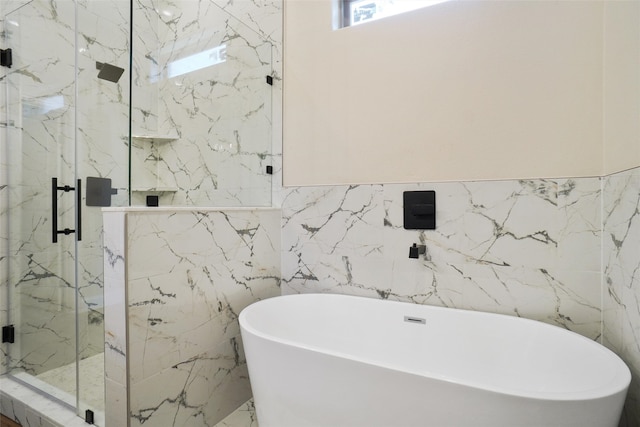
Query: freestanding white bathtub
xmin=240 ymin=293 xmax=630 ymax=427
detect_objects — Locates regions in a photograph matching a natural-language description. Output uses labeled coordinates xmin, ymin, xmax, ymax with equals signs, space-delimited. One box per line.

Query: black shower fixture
xmin=96 ymin=61 xmax=124 ymax=83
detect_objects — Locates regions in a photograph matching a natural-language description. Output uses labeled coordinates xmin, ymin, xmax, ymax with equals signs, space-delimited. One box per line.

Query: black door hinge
xmin=85 ymin=409 xmax=95 ymax=424
xmin=2 ymin=325 xmax=15 ymax=343
xmin=266 ymin=165 xmax=273 ymax=175
xmin=266 ymin=75 xmax=273 ymax=86
xmin=1 ymin=48 xmax=12 ymax=68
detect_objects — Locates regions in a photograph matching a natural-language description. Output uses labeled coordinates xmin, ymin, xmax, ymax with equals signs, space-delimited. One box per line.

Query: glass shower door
xmin=4 ymin=1 xmax=130 ymax=425
xmin=5 ymin=0 xmax=80 ymax=410
xmin=75 ymin=0 xmax=130 ymax=423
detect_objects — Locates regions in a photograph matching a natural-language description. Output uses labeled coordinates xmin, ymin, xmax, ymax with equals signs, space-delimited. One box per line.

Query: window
xmin=341 ymin=0 xmax=451 ymax=28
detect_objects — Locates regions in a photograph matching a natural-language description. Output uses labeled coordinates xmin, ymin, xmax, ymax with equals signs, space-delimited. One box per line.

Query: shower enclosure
xmin=2 ymin=0 xmax=130 ymax=424
xmin=1 ymin=0 xmax=273 ymax=425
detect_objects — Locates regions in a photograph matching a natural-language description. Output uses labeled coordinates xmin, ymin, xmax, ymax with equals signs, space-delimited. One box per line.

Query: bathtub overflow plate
xmin=404 ymin=316 xmax=426 ymax=325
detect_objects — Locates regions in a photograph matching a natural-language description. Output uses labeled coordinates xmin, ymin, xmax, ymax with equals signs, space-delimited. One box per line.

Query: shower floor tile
xmin=35 ymin=352 xmax=105 ymax=413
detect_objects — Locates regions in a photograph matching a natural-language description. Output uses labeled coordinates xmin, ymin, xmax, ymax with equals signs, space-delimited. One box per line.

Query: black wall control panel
xmin=403 ymin=191 xmax=436 ymax=230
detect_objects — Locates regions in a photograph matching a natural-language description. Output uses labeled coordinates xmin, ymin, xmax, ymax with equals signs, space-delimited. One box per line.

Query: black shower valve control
xmin=409 ymin=243 xmax=426 ymax=259
xmin=403 ymin=190 xmax=436 ymax=230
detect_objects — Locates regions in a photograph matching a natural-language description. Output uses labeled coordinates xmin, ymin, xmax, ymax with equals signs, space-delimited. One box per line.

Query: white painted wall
xmin=603 ymin=0 xmax=640 ymax=176
xmin=284 ymin=0 xmax=639 ymax=186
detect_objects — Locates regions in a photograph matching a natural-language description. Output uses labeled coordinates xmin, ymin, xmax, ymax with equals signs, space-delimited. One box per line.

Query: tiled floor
xmin=35 ymin=353 xmax=105 ymax=413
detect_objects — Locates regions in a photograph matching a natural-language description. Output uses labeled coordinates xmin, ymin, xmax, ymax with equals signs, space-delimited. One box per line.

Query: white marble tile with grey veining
xmin=103 ymin=210 xmax=130 ymax=427
xmin=131 ymin=0 xmax=274 ymax=207
xmin=602 ymin=166 xmax=640 ymax=426
xmin=282 ymin=178 xmax=603 ymax=339
xmin=123 ymin=208 xmax=280 ymax=427
xmin=215 ymin=399 xmax=258 ymax=427
xmin=0 ymin=376 xmax=90 ymax=427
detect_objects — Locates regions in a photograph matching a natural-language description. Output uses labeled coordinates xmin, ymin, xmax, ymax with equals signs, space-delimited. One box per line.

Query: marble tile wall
xmin=103 ymin=211 xmax=127 ymax=427
xmin=281 ymin=178 xmax=603 ymax=339
xmin=103 ymin=207 xmax=281 ymax=427
xmin=2 ymin=1 xmax=32 ymax=15
xmin=131 ymin=0 xmax=280 ymax=207
xmin=603 ymin=166 xmax=640 ymax=426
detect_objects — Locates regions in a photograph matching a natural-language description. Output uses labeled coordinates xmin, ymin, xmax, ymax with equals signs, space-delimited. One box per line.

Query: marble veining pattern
xmin=281 ymin=178 xmax=603 ymax=340
xmin=3 ymin=0 xmax=283 ymax=426
xmin=1 ymin=373 xmax=261 ymax=427
xmin=215 ymin=399 xmax=258 ymax=427
xmin=0 ymin=376 xmax=90 ymax=427
xmin=131 ymin=0 xmax=278 ymax=207
xmin=603 ymin=166 xmax=640 ymax=426
xmin=103 ymin=211 xmax=128 ymax=427
xmin=1 ymin=380 xmax=257 ymax=427
xmin=103 ymin=208 xmax=280 ymax=427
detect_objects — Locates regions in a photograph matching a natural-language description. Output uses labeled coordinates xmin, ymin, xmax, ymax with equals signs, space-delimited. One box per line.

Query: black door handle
xmin=51 ymin=177 xmax=82 ymax=243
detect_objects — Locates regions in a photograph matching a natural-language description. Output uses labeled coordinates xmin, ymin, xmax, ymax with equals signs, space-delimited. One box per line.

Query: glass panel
xmin=5 ymin=0 xmax=78 ymax=407
xmin=76 ymin=0 xmax=130 ymax=424
xmin=4 ymin=1 xmax=129 ymax=424
xmin=131 ymin=0 xmax=272 ymax=207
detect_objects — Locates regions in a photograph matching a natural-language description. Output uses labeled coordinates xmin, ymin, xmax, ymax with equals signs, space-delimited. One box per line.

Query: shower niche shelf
xmin=131 ymin=187 xmax=178 ymax=193
xmin=131 ymin=133 xmax=179 ymax=201
xmin=131 ymin=134 xmax=178 ymax=143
